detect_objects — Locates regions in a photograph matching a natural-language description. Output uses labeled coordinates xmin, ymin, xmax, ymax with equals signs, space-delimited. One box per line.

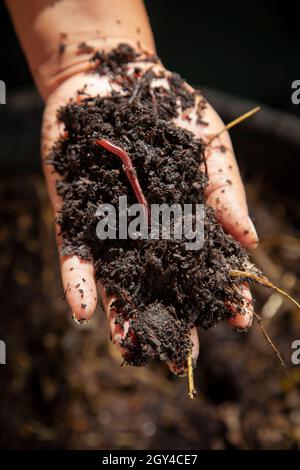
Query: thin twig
xmin=187 ymin=352 xmax=196 ymax=399
xmin=128 ymin=66 xmax=155 ymax=105
xmin=253 ymin=311 xmax=288 ymax=376
xmin=229 ymin=269 xmax=300 ymax=311
xmin=208 ymin=106 xmax=260 ymax=144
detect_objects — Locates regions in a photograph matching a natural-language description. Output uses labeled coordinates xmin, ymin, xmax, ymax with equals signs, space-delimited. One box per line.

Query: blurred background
xmin=1 ymin=0 xmax=300 ymax=449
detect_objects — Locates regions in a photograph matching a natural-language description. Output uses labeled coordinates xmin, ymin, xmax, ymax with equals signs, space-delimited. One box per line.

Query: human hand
xmin=41 ymin=56 xmax=258 ymax=374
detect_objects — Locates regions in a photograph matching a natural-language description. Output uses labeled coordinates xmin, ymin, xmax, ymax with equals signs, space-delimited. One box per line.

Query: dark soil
xmin=49 ymin=45 xmax=251 ymax=370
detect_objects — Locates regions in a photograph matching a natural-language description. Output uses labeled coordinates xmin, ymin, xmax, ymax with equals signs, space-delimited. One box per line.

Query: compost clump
xmin=50 ymin=44 xmax=253 ymax=370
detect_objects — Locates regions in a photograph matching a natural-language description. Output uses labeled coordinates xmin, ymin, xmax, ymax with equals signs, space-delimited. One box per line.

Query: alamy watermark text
xmin=95 ymin=196 xmax=205 ymax=250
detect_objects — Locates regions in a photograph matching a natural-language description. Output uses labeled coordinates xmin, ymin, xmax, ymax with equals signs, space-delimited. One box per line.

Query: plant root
xmin=229 ymin=269 xmax=300 ymax=311
xmin=253 ymin=311 xmax=288 ymax=376
xmin=229 ymin=268 xmax=300 ymax=375
xmin=187 ymin=352 xmax=197 ymax=399
xmin=208 ymin=106 xmax=260 ymax=144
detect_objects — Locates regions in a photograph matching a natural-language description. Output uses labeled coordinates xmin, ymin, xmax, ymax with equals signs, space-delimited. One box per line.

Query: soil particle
xmin=58 ymin=43 xmax=65 ymax=55
xmin=49 ymin=44 xmax=254 ymax=369
xmin=196 ymin=96 xmax=207 ymax=125
xmin=90 ymin=43 xmax=158 ymax=78
xmin=77 ymin=42 xmax=95 ymax=55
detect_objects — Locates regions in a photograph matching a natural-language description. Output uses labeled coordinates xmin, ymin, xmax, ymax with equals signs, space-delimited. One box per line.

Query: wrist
xmin=6 ymin=0 xmax=156 ymax=100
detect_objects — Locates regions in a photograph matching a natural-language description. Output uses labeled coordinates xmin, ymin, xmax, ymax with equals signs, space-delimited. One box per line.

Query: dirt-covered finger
xmin=226 ymin=282 xmax=254 ymax=331
xmin=167 ymin=327 xmax=199 ymax=376
xmin=41 ymin=74 xmax=118 ymax=322
xmin=61 ymin=255 xmax=97 ymax=323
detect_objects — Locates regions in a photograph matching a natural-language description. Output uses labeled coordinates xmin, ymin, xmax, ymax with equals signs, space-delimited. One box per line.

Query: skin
xmin=6 ymin=0 xmax=258 ymax=373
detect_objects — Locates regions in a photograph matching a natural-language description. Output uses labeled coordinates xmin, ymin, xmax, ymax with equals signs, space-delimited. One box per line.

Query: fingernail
xmin=72 ymin=312 xmax=90 ymax=325
xmin=231 ymin=312 xmax=253 ymax=332
xmin=247 ymin=217 xmax=259 ymax=247
xmin=232 ymin=325 xmax=251 ymax=333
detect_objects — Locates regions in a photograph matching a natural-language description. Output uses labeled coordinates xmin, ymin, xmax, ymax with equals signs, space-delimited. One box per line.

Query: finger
xmin=204 ymin=140 xmax=258 ymax=249
xmin=46 ymin=169 xmax=98 ymax=323
xmin=99 ymin=283 xmax=137 ymax=358
xmin=60 ymin=254 xmax=97 ymax=323
xmin=44 ymin=152 xmax=98 ymax=322
xmin=226 ymin=282 xmax=254 ymax=331
xmin=41 ymin=74 xmax=114 ymax=320
xmin=167 ymin=327 xmax=199 ymax=376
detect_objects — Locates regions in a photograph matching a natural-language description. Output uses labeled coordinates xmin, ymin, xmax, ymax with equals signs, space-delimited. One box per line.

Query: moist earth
xmin=49 ymin=44 xmax=251 ymax=369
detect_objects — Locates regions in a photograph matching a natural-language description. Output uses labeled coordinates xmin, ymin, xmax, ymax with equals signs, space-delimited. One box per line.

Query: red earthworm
xmin=95 ymin=138 xmax=149 ymax=221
